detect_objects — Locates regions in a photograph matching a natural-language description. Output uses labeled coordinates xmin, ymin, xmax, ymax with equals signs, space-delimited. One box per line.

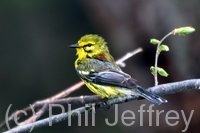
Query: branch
xmin=4 ymin=79 xmax=200 ymax=133
xmin=152 ymin=26 xmax=195 ymax=86
xmin=0 ymin=81 xmax=84 ymax=131
xmin=0 ymin=48 xmax=143 ymax=131
xmin=116 ymin=47 xmax=143 ymax=67
xmin=153 ymin=32 xmax=172 ymax=86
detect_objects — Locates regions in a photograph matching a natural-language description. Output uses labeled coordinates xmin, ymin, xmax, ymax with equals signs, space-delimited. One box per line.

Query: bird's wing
xmin=80 ymin=69 xmax=137 ymax=89
xmin=76 ymin=58 xmax=137 ymax=88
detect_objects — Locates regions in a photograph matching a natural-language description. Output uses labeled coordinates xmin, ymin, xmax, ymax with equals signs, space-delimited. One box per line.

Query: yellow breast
xmin=82 ymin=80 xmax=136 ymax=99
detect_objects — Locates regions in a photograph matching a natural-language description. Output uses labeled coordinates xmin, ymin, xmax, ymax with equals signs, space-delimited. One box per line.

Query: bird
xmin=69 ymin=34 xmax=167 ymax=105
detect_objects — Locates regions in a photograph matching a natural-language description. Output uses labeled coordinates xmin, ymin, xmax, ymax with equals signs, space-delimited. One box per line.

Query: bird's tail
xmin=136 ymin=86 xmax=167 ymax=105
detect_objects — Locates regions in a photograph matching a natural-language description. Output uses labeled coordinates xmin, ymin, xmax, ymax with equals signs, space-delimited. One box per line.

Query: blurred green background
xmin=0 ymin=0 xmax=200 ymax=133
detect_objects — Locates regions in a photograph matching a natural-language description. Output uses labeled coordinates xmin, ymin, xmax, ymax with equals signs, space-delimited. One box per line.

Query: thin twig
xmin=154 ymin=32 xmax=173 ymax=86
xmin=116 ymin=47 xmax=143 ymax=67
xmin=0 ymin=48 xmax=143 ymax=131
xmin=0 ymin=81 xmax=84 ymax=130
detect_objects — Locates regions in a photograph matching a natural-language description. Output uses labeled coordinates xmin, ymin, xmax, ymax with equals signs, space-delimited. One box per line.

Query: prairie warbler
xmin=69 ymin=34 xmax=167 ymax=105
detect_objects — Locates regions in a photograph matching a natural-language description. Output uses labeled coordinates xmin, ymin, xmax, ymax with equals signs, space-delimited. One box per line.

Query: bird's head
xmin=69 ymin=34 xmax=110 ymax=60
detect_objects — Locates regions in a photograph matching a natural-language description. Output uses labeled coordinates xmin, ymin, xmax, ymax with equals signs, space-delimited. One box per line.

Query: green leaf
xmin=150 ymin=66 xmax=156 ymax=75
xmin=150 ymin=39 xmax=159 ymax=45
xmin=173 ymin=26 xmax=195 ymax=35
xmin=157 ymin=67 xmax=169 ymax=77
xmin=158 ymin=44 xmax=170 ymax=52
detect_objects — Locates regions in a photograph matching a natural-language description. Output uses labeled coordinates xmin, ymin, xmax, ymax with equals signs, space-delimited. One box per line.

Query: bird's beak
xmin=68 ymin=44 xmax=80 ymax=48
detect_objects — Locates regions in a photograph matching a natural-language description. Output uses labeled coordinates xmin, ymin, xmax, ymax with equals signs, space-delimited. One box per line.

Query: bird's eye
xmin=87 ymin=43 xmax=92 ymax=47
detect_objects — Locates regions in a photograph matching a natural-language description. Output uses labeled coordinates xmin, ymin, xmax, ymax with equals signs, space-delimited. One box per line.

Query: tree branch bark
xmin=3 ymin=79 xmax=200 ymax=133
